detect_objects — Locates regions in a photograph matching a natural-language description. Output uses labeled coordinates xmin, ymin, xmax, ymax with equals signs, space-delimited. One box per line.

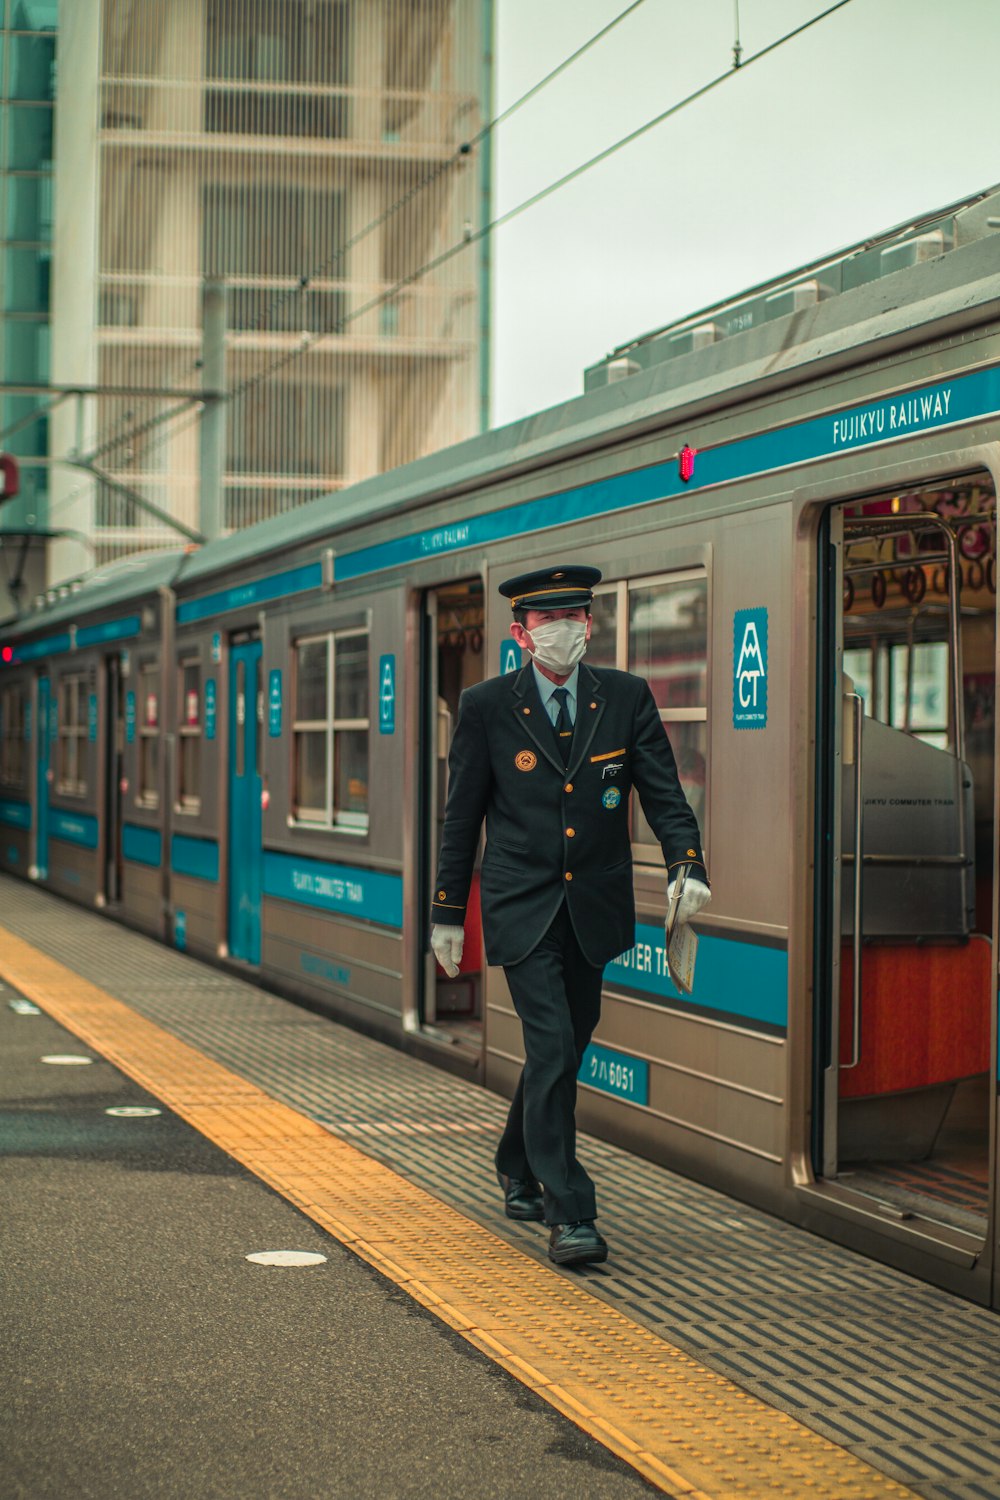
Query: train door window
xmin=255 ymin=656 xmax=264 ymax=778
xmin=234 ymin=659 xmax=246 ymax=778
xmin=823 ymin=472 xmax=996 ymax=1234
xmin=291 ymin=628 xmax=369 ymax=830
xmin=137 ymin=661 xmax=160 ymax=808
xmin=178 ymin=657 xmax=202 ymax=812
xmin=587 ymin=571 xmax=708 ymax=855
xmin=56 ymin=673 xmax=88 ymax=796
xmin=0 ymin=682 xmax=26 ymax=787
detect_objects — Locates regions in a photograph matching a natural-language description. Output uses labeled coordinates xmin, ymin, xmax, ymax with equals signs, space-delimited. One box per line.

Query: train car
xmin=0 ymin=551 xmax=185 ymax=918
xmin=2 ymin=183 xmax=999 ymax=1303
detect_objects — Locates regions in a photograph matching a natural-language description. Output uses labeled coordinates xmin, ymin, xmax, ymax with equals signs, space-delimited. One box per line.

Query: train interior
xmin=423 ymin=578 xmax=485 ymax=1047
xmin=829 ymin=471 xmax=996 ymax=1235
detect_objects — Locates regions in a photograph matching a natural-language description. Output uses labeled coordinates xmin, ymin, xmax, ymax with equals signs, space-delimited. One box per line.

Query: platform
xmin=3 ymin=872 xmax=1000 ymax=1500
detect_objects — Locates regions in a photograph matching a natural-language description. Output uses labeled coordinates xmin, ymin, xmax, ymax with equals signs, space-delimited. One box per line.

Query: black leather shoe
xmin=496 ymin=1168 xmax=544 ymax=1222
xmin=548 ymin=1220 xmax=608 ymax=1266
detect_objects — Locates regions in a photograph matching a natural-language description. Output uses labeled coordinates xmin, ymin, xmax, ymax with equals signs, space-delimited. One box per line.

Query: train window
xmin=137 ymin=662 xmax=160 ymax=808
xmin=0 ymin=683 xmax=27 ymax=787
xmin=845 ymin=640 xmax=950 ymax=748
xmin=586 ymin=571 xmax=708 ymax=853
xmin=255 ymin=658 xmax=264 ymax=779
xmin=178 ymin=658 xmax=201 ymax=812
xmin=56 ymin=673 xmax=88 ymax=797
xmin=292 ymin=628 xmax=370 ymax=831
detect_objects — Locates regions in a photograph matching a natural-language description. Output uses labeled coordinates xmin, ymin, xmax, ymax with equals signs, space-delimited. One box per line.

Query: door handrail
xmin=842 ymin=692 xmax=864 ymax=1072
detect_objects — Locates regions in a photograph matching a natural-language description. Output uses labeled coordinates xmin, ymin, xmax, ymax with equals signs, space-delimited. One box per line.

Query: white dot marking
xmin=41 ymin=1054 xmax=94 ymax=1066
xmin=106 ymin=1106 xmax=162 ymax=1118
xmin=245 ymin=1251 xmax=328 ymax=1267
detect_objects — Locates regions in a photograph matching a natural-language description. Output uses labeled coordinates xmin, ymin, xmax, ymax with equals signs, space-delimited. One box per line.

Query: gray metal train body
xmin=3 ymin=185 xmax=999 ymax=1304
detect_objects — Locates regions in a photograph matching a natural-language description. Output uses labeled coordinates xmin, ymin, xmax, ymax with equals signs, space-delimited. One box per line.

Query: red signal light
xmin=0 ymin=453 xmax=19 ymax=501
xmin=678 ymin=445 xmax=696 ymax=483
xmin=1 ymin=646 xmax=13 ymax=664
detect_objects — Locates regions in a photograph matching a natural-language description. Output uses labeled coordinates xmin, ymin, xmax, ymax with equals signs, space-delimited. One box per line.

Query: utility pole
xmin=199 ymin=278 xmax=227 ymax=542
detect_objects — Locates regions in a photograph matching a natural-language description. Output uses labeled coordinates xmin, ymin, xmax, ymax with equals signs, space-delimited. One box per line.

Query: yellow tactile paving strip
xmin=0 ymin=926 xmax=917 ymax=1500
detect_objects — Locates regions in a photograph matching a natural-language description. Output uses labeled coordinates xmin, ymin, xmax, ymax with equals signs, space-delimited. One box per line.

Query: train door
xmin=32 ymin=674 xmax=50 ymax=880
xmin=103 ymin=654 xmax=124 ymax=905
xmin=228 ymin=635 xmax=263 ymax=965
xmin=816 ymin=472 xmax=996 ymax=1247
xmin=419 ymin=580 xmax=485 ymax=1051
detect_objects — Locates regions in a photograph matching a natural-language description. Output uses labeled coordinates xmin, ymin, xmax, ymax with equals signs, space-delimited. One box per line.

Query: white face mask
xmin=525 ymin=618 xmax=589 ymax=676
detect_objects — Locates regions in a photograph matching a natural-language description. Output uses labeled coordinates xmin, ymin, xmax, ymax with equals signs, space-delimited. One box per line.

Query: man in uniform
xmin=430 ymin=564 xmax=710 ymax=1266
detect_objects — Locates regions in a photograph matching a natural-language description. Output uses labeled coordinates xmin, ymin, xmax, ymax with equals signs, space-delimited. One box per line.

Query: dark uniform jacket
xmin=430 ymin=661 xmax=707 ymax=968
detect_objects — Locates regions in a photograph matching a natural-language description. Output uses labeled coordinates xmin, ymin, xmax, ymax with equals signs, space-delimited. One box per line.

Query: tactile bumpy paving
xmin=2 ymin=878 xmax=999 ymax=1499
xmin=0 ymin=922 xmax=910 ymax=1500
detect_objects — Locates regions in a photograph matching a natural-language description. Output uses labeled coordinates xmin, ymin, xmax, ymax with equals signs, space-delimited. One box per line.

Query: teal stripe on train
xmin=123 ymin=823 xmax=162 ymax=867
xmin=50 ymin=811 xmax=99 ymax=849
xmin=336 ymin=365 xmax=1000 ymax=583
xmin=263 ymin=850 xmax=402 ymax=927
xmin=171 ymin=834 xmax=219 ymax=882
xmin=0 ymin=798 xmax=31 ymax=829
xmin=76 ymin=615 xmax=142 ymax=649
xmin=177 ymin=561 xmax=323 ymax=624
xmin=606 ymin=920 xmax=788 ymax=1030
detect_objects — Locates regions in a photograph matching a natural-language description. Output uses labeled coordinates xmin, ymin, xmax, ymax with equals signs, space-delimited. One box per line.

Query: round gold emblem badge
xmin=515 ymin=750 xmax=537 ymax=772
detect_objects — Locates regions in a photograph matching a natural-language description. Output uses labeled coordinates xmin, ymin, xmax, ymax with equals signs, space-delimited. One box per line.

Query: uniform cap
xmin=498 ymin=564 xmax=602 ymax=612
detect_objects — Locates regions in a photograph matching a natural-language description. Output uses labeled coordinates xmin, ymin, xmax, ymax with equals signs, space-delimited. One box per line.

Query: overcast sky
xmin=489 ymin=0 xmax=1000 ymax=427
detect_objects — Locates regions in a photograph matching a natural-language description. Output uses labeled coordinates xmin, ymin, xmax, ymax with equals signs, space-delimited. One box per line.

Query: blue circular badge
xmin=602 ymin=786 xmax=621 ymax=809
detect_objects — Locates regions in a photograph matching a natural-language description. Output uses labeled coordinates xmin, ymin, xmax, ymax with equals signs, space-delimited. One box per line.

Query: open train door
xmin=417 ymin=580 xmax=486 ymax=1066
xmin=814 ymin=474 xmax=997 ymax=1287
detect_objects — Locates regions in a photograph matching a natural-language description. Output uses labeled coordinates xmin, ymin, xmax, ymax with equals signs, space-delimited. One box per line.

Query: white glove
xmin=431 ymin=924 xmax=465 ymax=978
xmin=666 ymin=876 xmax=711 ymax=928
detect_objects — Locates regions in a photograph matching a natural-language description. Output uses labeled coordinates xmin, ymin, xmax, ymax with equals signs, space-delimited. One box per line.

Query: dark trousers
xmin=495 ymin=900 xmax=604 ymax=1225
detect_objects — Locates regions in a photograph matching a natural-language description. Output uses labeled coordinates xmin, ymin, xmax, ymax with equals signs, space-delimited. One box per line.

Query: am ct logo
xmin=733 ymin=608 xmax=768 ymax=729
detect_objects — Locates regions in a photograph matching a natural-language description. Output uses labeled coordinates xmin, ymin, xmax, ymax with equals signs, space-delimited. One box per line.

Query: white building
xmin=0 ymin=0 xmax=492 ymax=610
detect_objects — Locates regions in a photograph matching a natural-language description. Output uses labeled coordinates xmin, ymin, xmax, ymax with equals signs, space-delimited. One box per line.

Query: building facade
xmin=0 ymin=0 xmax=492 ymax=609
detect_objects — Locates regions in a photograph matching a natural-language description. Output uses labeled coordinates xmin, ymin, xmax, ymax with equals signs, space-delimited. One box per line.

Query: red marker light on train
xmin=1 ymin=645 xmax=12 ymax=663
xmin=678 ymin=445 xmax=696 ymax=483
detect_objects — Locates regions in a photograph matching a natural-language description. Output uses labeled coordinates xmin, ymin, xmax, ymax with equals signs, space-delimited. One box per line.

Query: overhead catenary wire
xmin=225 ymin=0 xmax=858 ymax=411
xmin=239 ymin=0 xmax=653 ymax=338
xmin=54 ymin=0 xmax=856 ymax=545
xmin=54 ymin=0 xmax=655 ymax=509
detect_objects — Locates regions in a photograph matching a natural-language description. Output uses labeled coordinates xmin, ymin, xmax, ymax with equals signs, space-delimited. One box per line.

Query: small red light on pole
xmin=1 ymin=646 xmax=13 ymax=664
xmin=678 ymin=445 xmax=696 ymax=483
xmin=0 ymin=453 xmax=19 ymax=500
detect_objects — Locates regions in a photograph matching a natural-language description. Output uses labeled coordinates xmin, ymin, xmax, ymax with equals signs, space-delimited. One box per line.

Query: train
xmin=2 ymin=183 xmax=999 ymax=1303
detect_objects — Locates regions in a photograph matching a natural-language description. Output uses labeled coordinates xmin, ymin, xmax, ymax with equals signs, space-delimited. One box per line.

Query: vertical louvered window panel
xmin=57 ymin=672 xmax=89 ymax=797
xmin=89 ymin=0 xmax=490 ymax=562
xmin=0 ymin=683 xmax=27 ymax=788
